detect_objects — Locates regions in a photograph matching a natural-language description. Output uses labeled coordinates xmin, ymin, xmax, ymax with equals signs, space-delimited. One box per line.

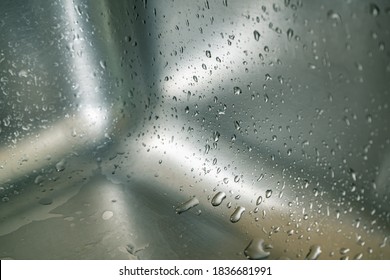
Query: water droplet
xmin=213 ymin=131 xmax=220 ymax=142
xmin=234 ymin=175 xmax=240 ymax=183
xmin=257 ymin=174 xmax=264 ymax=181
xmin=102 ymin=210 xmax=114 ymax=220
xmin=233 ymin=86 xmax=242 ymax=95
xmin=38 ymin=197 xmax=53 ymax=206
xmin=205 ymin=144 xmax=210 ymax=154
xmin=287 ymin=28 xmax=294 ymax=41
xmin=253 ymin=30 xmax=261 ymax=41
xmin=305 ymin=245 xmax=322 ymax=260
xmin=99 ymin=60 xmax=106 ymax=70
xmin=193 ymin=76 xmax=198 ymax=82
xmin=244 ymin=239 xmax=270 ymax=259
xmin=223 ymin=178 xmax=229 ymax=184
xmin=369 ymin=3 xmax=380 ymax=16
xmin=205 ymin=50 xmax=211 ymax=58
xmin=185 ymin=106 xmax=189 ymax=113
xmin=265 ymin=189 xmax=272 ymax=198
xmin=327 ymin=10 xmax=342 ymax=24
xmin=175 ymin=197 xmax=199 ymax=214
xmin=34 ymin=175 xmax=44 ymax=185
xmin=287 ymin=229 xmax=294 ymax=236
xmin=256 ymin=195 xmax=263 ymax=205
xmin=222 ymin=0 xmax=228 ymax=7
xmin=230 ymin=206 xmax=245 ymax=223
xmin=211 ymin=191 xmax=226 ymax=206
xmin=234 ymin=121 xmax=241 ymax=130
xmin=340 ymin=248 xmax=350 ymax=255
xmin=353 ymin=253 xmax=363 ymax=260
xmin=55 ymin=159 xmax=66 ymax=172
xmin=350 ymin=168 xmax=357 ymax=181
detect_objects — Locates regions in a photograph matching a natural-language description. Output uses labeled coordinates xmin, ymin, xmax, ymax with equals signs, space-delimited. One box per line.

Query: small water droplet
xmin=205 ymin=50 xmax=211 ymax=58
xmin=244 ymin=239 xmax=270 ymax=259
xmin=234 ymin=175 xmax=240 ymax=183
xmin=233 ymin=86 xmax=242 ymax=95
xmin=205 ymin=144 xmax=210 ymax=154
xmin=280 ymin=225 xmax=291 ymax=234
xmin=340 ymin=247 xmax=350 ymax=255
xmin=327 ymin=10 xmax=342 ymax=23
xmin=350 ymin=168 xmax=357 ymax=181
xmin=38 ymin=197 xmax=53 ymax=206
xmin=353 ymin=252 xmax=363 ymax=260
xmin=223 ymin=178 xmax=229 ymax=184
xmin=234 ymin=121 xmax=241 ymax=130
xmin=256 ymin=195 xmax=263 ymax=205
xmin=34 ymin=175 xmax=44 ymax=185
xmin=211 ymin=191 xmax=226 ymax=206
xmin=265 ymin=189 xmax=272 ymax=198
xmin=287 ymin=28 xmax=294 ymax=41
xmin=102 ymin=210 xmax=114 ymax=220
xmin=55 ymin=159 xmax=66 ymax=172
xmin=305 ymin=245 xmax=322 ymax=260
xmin=369 ymin=3 xmax=380 ymax=16
xmin=253 ymin=30 xmax=261 ymax=41
xmin=99 ymin=60 xmax=107 ymax=70
xmin=193 ymin=76 xmax=198 ymax=82
xmin=175 ymin=197 xmax=199 ymax=214
xmin=185 ymin=106 xmax=189 ymax=113
xmin=213 ymin=131 xmax=220 ymax=142
xmin=230 ymin=206 xmax=245 ymax=223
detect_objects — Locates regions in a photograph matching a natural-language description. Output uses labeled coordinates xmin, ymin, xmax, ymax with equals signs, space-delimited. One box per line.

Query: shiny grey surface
xmin=0 ymin=0 xmax=389 ymax=259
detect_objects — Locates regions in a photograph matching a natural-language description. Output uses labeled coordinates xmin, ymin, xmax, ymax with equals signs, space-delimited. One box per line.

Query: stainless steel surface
xmin=0 ymin=0 xmax=389 ymax=259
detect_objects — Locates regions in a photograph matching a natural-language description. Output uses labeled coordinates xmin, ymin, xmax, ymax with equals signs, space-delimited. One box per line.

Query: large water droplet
xmin=230 ymin=206 xmax=245 ymax=223
xmin=244 ymin=239 xmax=270 ymax=259
xmin=175 ymin=197 xmax=199 ymax=214
xmin=305 ymin=245 xmax=322 ymax=260
xmin=211 ymin=191 xmax=226 ymax=206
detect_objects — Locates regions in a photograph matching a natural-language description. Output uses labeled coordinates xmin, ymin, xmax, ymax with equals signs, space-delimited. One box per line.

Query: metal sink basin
xmin=0 ymin=0 xmax=389 ymax=259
